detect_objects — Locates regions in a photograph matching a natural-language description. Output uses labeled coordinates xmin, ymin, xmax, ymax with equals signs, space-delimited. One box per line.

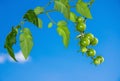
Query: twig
xmin=44 ymin=0 xmax=54 ymax=9
xmin=46 ymin=13 xmax=57 ymax=25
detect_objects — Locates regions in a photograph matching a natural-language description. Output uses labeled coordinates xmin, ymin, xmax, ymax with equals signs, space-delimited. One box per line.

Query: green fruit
xmin=76 ymin=23 xmax=86 ymax=32
xmin=77 ymin=17 xmax=84 ymax=23
xmin=93 ymin=58 xmax=101 ymax=65
xmin=87 ymin=49 xmax=96 ymax=57
xmin=96 ymin=56 xmax=104 ymax=63
xmin=80 ymin=38 xmax=90 ymax=47
xmin=85 ymin=33 xmax=94 ymax=42
xmin=81 ymin=47 xmax=87 ymax=53
xmin=91 ymin=37 xmax=98 ymax=46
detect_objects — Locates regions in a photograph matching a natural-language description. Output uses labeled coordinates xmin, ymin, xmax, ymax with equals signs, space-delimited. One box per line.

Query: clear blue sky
xmin=0 ymin=0 xmax=120 ymax=81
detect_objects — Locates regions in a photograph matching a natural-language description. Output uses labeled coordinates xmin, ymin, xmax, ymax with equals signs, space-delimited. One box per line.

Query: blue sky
xmin=0 ymin=0 xmax=120 ymax=81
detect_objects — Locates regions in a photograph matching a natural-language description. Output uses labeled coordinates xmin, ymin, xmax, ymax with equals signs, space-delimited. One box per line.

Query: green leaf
xmin=21 ymin=27 xmax=31 ymax=35
xmin=34 ymin=6 xmax=44 ymax=15
xmin=55 ymin=0 xmax=68 ymax=3
xmin=54 ymin=1 xmax=70 ymax=19
xmin=4 ymin=27 xmax=18 ymax=61
xmin=23 ymin=10 xmax=42 ymax=28
xmin=70 ymin=12 xmax=77 ymax=22
xmin=20 ymin=28 xmax=33 ymax=59
xmin=57 ymin=21 xmax=70 ymax=47
xmin=38 ymin=18 xmax=42 ymax=28
xmin=57 ymin=20 xmax=67 ymax=27
xmin=48 ymin=22 xmax=53 ymax=28
xmin=76 ymin=1 xmax=92 ymax=19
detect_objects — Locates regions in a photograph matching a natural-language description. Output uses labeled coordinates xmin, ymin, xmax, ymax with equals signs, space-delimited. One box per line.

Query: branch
xmin=41 ymin=5 xmax=76 ymax=14
xmin=44 ymin=0 xmax=54 ymax=9
xmin=41 ymin=9 xmax=56 ymax=14
xmin=45 ymin=13 xmax=57 ymax=25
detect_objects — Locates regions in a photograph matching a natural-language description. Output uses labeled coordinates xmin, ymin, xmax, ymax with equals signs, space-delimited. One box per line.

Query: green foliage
xmin=57 ymin=20 xmax=67 ymax=26
xmin=20 ymin=28 xmax=33 ymax=59
xmin=3 ymin=0 xmax=104 ymax=65
xmin=23 ymin=10 xmax=42 ymax=28
xmin=54 ymin=0 xmax=70 ymax=19
xmin=34 ymin=6 xmax=44 ymax=15
xmin=76 ymin=0 xmax=92 ymax=19
xmin=70 ymin=12 xmax=77 ymax=22
xmin=38 ymin=18 xmax=43 ymax=28
xmin=57 ymin=21 xmax=70 ymax=47
xmin=48 ymin=22 xmax=53 ymax=28
xmin=4 ymin=27 xmax=19 ymax=61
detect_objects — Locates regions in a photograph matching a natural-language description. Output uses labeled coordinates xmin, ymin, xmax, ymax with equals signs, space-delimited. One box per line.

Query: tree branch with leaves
xmin=4 ymin=0 xmax=104 ymax=66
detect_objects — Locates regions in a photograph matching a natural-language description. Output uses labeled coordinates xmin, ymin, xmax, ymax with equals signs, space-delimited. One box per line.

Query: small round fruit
xmin=96 ymin=56 xmax=104 ymax=63
xmin=93 ymin=58 xmax=101 ymax=65
xmin=80 ymin=38 xmax=90 ymax=47
xmin=85 ymin=33 xmax=94 ymax=42
xmin=91 ymin=37 xmax=98 ymax=46
xmin=77 ymin=17 xmax=84 ymax=23
xmin=81 ymin=47 xmax=87 ymax=53
xmin=87 ymin=49 xmax=96 ymax=57
xmin=76 ymin=23 xmax=86 ymax=32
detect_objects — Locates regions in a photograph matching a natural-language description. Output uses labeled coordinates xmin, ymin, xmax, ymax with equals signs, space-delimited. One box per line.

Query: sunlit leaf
xmin=20 ymin=28 xmax=33 ymax=59
xmin=57 ymin=20 xmax=67 ymax=27
xmin=38 ymin=18 xmax=42 ymax=28
xmin=57 ymin=21 xmax=70 ymax=47
xmin=48 ymin=22 xmax=53 ymax=28
xmin=54 ymin=1 xmax=70 ymax=19
xmin=34 ymin=6 xmax=44 ymax=15
xmin=76 ymin=1 xmax=92 ymax=19
xmin=70 ymin=12 xmax=77 ymax=22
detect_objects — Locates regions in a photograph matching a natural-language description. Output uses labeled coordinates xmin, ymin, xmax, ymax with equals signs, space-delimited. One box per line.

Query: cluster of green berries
xmin=76 ymin=17 xmax=104 ymax=65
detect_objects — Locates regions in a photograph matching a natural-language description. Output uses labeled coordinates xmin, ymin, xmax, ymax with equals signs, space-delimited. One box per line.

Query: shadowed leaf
xmin=4 ymin=27 xmax=19 ymax=61
xmin=23 ymin=10 xmax=42 ymax=28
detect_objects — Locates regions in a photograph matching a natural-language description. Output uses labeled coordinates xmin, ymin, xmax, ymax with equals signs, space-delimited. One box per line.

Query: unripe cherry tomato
xmin=77 ymin=17 xmax=84 ymax=23
xmin=91 ymin=37 xmax=98 ymax=46
xmin=96 ymin=56 xmax=104 ymax=63
xmin=85 ymin=33 xmax=94 ymax=42
xmin=81 ymin=47 xmax=87 ymax=53
xmin=76 ymin=23 xmax=86 ymax=32
xmin=87 ymin=49 xmax=96 ymax=57
xmin=80 ymin=37 xmax=90 ymax=47
xmin=93 ymin=58 xmax=101 ymax=65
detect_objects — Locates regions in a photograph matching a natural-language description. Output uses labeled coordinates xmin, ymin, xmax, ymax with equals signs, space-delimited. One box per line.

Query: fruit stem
xmin=19 ymin=19 xmax=25 ymax=30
